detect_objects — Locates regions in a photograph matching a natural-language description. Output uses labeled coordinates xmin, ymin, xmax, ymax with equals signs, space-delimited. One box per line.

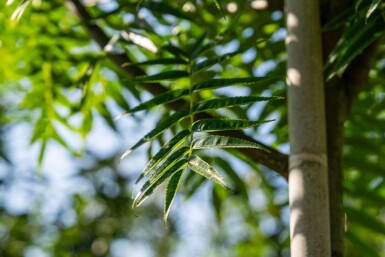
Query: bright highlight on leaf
xmin=121 ymin=31 xmax=158 ymax=53
xmin=192 ymin=135 xmax=270 ymax=152
xmin=192 ymin=118 xmax=274 ymax=132
xmin=10 ymin=0 xmax=30 ymax=24
xmin=188 ymin=155 xmax=231 ymax=190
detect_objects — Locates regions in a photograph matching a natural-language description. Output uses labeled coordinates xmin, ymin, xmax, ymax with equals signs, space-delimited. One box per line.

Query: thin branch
xmin=67 ymin=0 xmax=289 ymax=178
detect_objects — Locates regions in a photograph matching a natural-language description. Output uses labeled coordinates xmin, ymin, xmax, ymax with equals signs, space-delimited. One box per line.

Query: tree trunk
xmin=286 ymin=0 xmax=331 ymax=256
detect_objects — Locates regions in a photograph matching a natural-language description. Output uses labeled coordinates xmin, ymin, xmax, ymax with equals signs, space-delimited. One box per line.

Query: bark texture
xmin=286 ymin=0 xmax=331 ymax=256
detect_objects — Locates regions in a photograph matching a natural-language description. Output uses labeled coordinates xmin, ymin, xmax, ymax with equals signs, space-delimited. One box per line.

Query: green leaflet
xmin=192 ymin=17 xmax=239 ymax=56
xmin=191 ymin=135 xmax=270 ymax=152
xmin=116 ymin=89 xmax=189 ymax=119
xmin=120 ymin=110 xmax=189 ymax=159
xmin=191 ymin=118 xmax=274 ymax=132
xmin=189 ymin=30 xmax=209 ymax=59
xmin=213 ymin=0 xmax=225 ymax=19
xmin=133 ymin=130 xmax=191 ymax=187
xmin=162 ymin=44 xmax=189 ymax=59
xmin=188 ymin=155 xmax=230 ymax=190
xmin=191 ymin=96 xmax=282 ymax=113
xmin=134 ymin=159 xmax=188 ymax=207
xmin=192 ymin=52 xmax=239 ymax=73
xmin=164 ymin=169 xmax=185 ymax=227
xmin=127 ymin=58 xmax=188 ymax=66
xmin=191 ymin=77 xmax=282 ymax=92
xmin=131 ymin=70 xmax=189 ymax=82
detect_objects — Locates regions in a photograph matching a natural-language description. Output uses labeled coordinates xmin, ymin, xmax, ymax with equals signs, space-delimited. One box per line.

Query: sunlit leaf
xmin=164 ymin=169 xmax=185 ymax=227
xmin=10 ymin=0 xmax=30 ymax=24
xmin=191 ymin=135 xmax=270 ymax=152
xmin=191 ymin=118 xmax=273 ymax=132
xmin=366 ymin=0 xmax=381 ymax=20
xmin=188 ymin=155 xmax=230 ymax=190
xmin=191 ymin=96 xmax=283 ymax=113
xmin=121 ymin=110 xmax=189 ymax=159
xmin=121 ymin=30 xmax=158 ymax=53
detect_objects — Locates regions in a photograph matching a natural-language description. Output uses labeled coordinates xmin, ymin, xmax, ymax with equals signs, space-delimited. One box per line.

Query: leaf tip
xmin=120 ymin=149 xmax=133 ymax=161
xmin=114 ymin=112 xmax=131 ymax=121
